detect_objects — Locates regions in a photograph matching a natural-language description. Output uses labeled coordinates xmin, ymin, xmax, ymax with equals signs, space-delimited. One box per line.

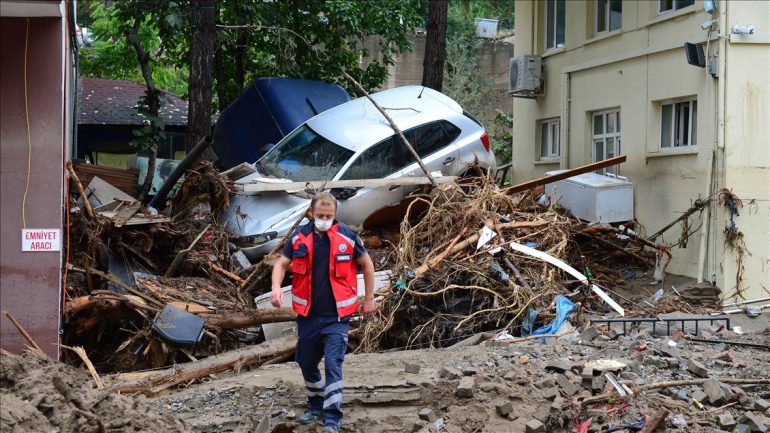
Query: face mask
xmin=315 ymin=219 xmax=333 ymax=232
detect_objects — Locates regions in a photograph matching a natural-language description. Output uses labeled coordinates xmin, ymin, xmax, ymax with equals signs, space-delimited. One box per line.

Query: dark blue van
xmin=212 ymin=77 xmax=351 ymax=170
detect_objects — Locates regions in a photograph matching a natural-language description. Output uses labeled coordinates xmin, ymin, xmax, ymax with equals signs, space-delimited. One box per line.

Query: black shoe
xmin=297 ymin=409 xmax=322 ymax=425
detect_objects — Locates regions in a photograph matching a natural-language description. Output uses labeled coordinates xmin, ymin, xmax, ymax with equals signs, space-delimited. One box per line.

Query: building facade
xmin=1 ymin=0 xmax=77 ymax=358
xmin=511 ymin=0 xmax=769 ymax=302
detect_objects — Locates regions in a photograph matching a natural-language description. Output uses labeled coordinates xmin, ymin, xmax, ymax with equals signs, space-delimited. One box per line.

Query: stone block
xmin=686 ymin=359 xmax=709 ymax=378
xmin=525 ymin=419 xmax=545 ymax=433
xmin=439 ymin=366 xmax=462 ymax=380
xmin=580 ymin=326 xmax=600 ymax=342
xmin=717 ymin=413 xmax=737 ymax=430
xmin=456 ymin=377 xmax=474 ymax=398
xmin=755 ymin=399 xmax=770 ymax=413
xmin=534 ymin=378 xmax=555 ymax=390
xmin=555 ymin=373 xmax=580 ymax=396
xmin=544 ymin=361 xmax=571 ymax=374
xmin=496 ymin=402 xmax=513 ymax=417
xmin=739 ymin=412 xmax=769 ymax=432
xmin=703 ymin=379 xmax=726 ymax=405
xmin=404 ymin=363 xmax=421 ymax=374
xmin=418 ymin=408 xmax=435 ymax=422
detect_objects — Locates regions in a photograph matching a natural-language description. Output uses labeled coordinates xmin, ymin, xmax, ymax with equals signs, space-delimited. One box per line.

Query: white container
xmin=475 ymin=18 xmax=499 ymax=38
xmin=544 ymin=171 xmax=634 ymax=223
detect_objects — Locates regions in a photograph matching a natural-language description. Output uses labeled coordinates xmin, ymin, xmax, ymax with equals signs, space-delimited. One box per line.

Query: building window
xmin=658 ymin=0 xmax=694 ymax=14
xmin=592 ymin=109 xmax=621 ymax=175
xmin=540 ymin=118 xmax=560 ymax=159
xmin=595 ymin=0 xmax=622 ymax=34
xmin=661 ymin=99 xmax=697 ymax=149
xmin=545 ymin=0 xmax=565 ymax=50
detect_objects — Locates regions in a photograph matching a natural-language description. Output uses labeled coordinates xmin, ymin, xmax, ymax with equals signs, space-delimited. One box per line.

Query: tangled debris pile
xmin=0 ymin=350 xmax=187 ymax=432
xmin=63 ymin=161 xmax=297 ymax=374
xmin=354 ymin=177 xmax=672 ymax=352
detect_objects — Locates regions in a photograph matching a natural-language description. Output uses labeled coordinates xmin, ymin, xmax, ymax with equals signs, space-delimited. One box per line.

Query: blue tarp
xmin=524 ymin=295 xmax=575 ymax=337
xmin=212 ymin=77 xmax=351 ymax=170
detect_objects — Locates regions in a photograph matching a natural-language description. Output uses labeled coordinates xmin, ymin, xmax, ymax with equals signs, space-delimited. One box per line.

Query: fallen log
xmin=109 ymin=337 xmax=296 ymax=396
xmin=210 ymin=263 xmax=244 ymax=284
xmin=205 ymin=308 xmax=296 ymax=329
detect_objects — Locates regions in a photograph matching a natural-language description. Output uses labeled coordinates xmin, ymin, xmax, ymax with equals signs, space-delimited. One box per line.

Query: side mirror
xmin=330 ymin=187 xmax=359 ymax=200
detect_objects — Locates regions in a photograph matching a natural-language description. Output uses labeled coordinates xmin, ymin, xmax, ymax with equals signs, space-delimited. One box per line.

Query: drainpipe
xmin=560 ymin=72 xmax=571 ymax=169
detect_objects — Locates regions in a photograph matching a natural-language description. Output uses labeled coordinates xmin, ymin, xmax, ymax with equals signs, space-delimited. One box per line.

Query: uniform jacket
xmin=289 ymin=221 xmax=359 ymax=318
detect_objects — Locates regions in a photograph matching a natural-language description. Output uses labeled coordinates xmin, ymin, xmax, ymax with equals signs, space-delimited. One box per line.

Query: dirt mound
xmin=0 ymin=351 xmax=187 ymax=432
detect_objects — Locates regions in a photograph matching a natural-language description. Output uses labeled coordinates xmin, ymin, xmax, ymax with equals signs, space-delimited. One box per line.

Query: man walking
xmin=271 ymin=192 xmax=376 ymax=433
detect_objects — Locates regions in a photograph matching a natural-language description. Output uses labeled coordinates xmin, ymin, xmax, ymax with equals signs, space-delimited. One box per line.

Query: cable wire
xmin=22 ymin=18 xmax=33 ymax=229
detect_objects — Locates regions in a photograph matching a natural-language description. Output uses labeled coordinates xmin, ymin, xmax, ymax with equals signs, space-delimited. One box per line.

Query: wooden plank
xmin=503 ymin=155 xmax=627 ymax=195
xmin=108 ymin=201 xmax=142 ymax=227
xmin=241 ymin=175 xmax=457 ymax=193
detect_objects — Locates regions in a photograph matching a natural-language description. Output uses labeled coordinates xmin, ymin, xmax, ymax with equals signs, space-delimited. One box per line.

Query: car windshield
xmin=257 ymin=125 xmax=354 ymax=182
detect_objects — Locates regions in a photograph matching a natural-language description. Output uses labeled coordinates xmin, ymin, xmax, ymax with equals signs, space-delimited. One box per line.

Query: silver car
xmin=223 ymin=85 xmax=496 ymax=260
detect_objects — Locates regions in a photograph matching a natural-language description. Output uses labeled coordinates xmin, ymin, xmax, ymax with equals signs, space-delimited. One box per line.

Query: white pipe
xmin=560 ymin=72 xmax=570 ymax=169
xmin=713 ymin=0 xmax=728 ymax=287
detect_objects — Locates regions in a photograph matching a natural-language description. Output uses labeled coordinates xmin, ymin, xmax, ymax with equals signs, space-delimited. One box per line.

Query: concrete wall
xmin=512 ymin=0 xmax=769 ymax=301
xmin=0 ymin=15 xmax=69 ymax=358
xmin=363 ymin=33 xmax=514 ymax=125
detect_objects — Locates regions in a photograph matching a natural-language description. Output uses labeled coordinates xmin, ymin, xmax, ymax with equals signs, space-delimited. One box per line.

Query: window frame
xmin=591 ymin=108 xmax=621 ymax=175
xmin=660 ymin=98 xmax=697 ymax=150
xmin=539 ymin=118 xmax=561 ymax=160
xmin=594 ymin=0 xmax=622 ymax=35
xmin=657 ymin=0 xmax=695 ymax=15
xmin=544 ymin=0 xmax=566 ymax=51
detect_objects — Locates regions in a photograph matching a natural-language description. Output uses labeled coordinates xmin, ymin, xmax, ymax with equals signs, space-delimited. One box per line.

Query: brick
xmin=418 ymin=408 xmax=435 ymax=422
xmin=739 ymin=412 xmax=769 ymax=432
xmin=404 ymin=363 xmax=421 ymax=374
xmin=525 ymin=419 xmax=545 ymax=433
xmin=717 ymin=413 xmax=737 ymax=430
xmin=456 ymin=377 xmax=475 ymax=398
xmin=542 ymin=386 xmax=559 ymax=401
xmin=710 ymin=351 xmax=735 ymax=363
xmin=439 ymin=366 xmax=462 ymax=380
xmin=550 ymin=396 xmax=565 ymax=411
xmin=462 ymin=366 xmax=479 ymax=376
xmin=686 ymin=359 xmax=709 ymax=378
xmin=496 ymin=402 xmax=513 ymax=417
xmin=555 ymin=373 xmax=580 ymax=396
xmin=519 ymin=355 xmax=529 ymax=365
xmin=534 ymin=378 xmax=555 ymax=390
xmin=755 ymin=399 xmax=770 ymax=412
xmin=703 ymin=379 xmax=726 ymax=405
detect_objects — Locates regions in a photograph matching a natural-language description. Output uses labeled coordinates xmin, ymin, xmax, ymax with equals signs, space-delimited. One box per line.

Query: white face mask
xmin=314 ymin=219 xmax=333 ymax=232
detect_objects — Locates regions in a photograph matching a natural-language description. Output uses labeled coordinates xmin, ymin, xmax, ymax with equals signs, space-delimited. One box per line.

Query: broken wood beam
xmin=205 ymin=308 xmax=297 ymax=329
xmin=2 ymin=311 xmax=46 ymax=354
xmin=66 ymin=161 xmax=95 ymax=218
xmin=240 ymin=176 xmax=456 ymax=193
xmin=69 ymin=264 xmax=164 ymax=308
xmin=504 ymin=155 xmax=627 ymax=195
xmin=639 ymin=408 xmax=669 ymax=433
xmin=165 ymin=224 xmax=211 ymax=277
xmin=210 ymin=263 xmax=245 ymax=284
xmin=109 ymin=337 xmax=297 ymax=396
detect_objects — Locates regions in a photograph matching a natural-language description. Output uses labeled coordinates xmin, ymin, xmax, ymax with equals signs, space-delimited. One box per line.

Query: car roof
xmin=306 ymin=85 xmax=464 ymax=152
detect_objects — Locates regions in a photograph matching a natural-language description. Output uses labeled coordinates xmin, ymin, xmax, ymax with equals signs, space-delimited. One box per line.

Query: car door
xmin=334 ymin=136 xmax=408 ymax=226
xmin=400 ymin=120 xmax=462 ymax=194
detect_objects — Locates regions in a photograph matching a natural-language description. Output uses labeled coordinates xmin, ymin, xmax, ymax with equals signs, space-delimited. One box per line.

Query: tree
xmin=187 ymin=0 xmax=216 ymax=150
xmin=422 ymin=0 xmax=448 ymax=91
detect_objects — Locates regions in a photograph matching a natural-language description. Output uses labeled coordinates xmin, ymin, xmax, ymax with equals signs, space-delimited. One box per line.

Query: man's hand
xmin=361 ymin=297 xmax=377 ymax=319
xmin=270 ymin=287 xmax=284 ymax=308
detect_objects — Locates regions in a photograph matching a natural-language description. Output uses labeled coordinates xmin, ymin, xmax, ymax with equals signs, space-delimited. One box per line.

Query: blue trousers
xmin=295 ymin=315 xmax=349 ymax=427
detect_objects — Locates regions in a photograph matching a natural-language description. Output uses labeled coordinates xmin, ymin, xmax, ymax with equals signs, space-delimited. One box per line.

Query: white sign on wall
xmin=21 ymin=229 xmax=61 ymax=252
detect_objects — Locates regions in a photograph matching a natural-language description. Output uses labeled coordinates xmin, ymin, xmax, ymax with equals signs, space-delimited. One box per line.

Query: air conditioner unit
xmin=508 ymin=55 xmax=543 ymax=98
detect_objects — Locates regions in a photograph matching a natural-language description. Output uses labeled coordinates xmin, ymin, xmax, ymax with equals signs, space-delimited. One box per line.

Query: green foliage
xmin=131 ymin=92 xmax=168 ymax=153
xmin=79 ymin=2 xmax=188 ymax=96
xmin=490 ymin=110 xmax=512 ymax=165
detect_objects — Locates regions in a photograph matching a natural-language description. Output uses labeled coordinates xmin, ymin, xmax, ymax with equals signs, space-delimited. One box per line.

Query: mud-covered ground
xmin=148 ymin=317 xmax=770 ymax=433
xmin=0 ymin=351 xmax=188 ymax=432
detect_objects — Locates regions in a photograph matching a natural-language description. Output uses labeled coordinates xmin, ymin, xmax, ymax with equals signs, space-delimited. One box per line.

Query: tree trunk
xmin=187 ymin=0 xmax=216 ymax=152
xmin=127 ymin=12 xmax=160 ymax=202
xmin=213 ymin=45 xmax=228 ymax=112
xmin=422 ymin=0 xmax=448 ymax=92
